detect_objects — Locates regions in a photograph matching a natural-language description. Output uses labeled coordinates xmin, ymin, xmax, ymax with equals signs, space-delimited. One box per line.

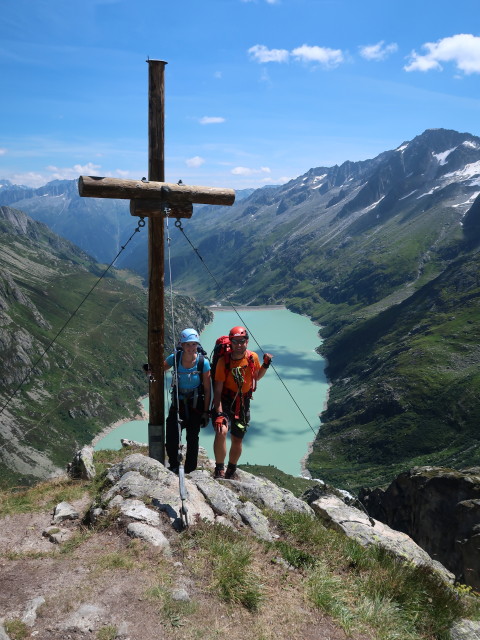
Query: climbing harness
xmin=174 ymin=218 xmax=319 ymax=438
xmin=230 ymin=365 xmax=248 ymax=424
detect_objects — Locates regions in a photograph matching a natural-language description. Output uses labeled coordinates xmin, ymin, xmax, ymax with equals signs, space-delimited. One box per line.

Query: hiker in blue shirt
xmin=164 ymin=328 xmax=211 ymax=473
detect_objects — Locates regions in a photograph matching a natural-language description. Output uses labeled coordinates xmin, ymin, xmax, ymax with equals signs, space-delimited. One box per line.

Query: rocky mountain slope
xmin=162 ymin=128 xmax=480 ymax=305
xmin=0 ymin=179 xmax=132 ymax=265
xmin=0 ymin=206 xmax=212 ymax=488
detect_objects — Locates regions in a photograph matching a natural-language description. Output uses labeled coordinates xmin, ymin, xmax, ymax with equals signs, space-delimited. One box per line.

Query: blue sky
xmin=1 ymin=0 xmax=480 ymax=190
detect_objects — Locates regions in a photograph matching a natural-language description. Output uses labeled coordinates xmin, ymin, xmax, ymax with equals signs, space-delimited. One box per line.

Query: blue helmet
xmin=179 ymin=328 xmax=199 ymax=344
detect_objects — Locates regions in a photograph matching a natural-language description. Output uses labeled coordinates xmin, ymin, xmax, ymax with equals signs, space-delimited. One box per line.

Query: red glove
xmin=215 ymin=416 xmax=226 ymax=429
xmin=214 ymin=413 xmax=227 ymax=431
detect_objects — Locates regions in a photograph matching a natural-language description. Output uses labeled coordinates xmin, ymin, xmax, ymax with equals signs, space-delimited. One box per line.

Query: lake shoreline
xmin=209 ymin=304 xmax=286 ymax=312
xmin=91 ymin=396 xmax=149 ymax=448
xmin=299 ymin=383 xmax=331 ymax=477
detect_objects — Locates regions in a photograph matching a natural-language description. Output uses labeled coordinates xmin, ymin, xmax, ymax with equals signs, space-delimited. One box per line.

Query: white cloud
xmin=291 ymin=44 xmax=344 ymax=68
xmin=404 ymin=34 xmax=480 ymax=74
xmin=199 ymin=116 xmax=226 ymax=125
xmin=6 ymin=162 xmax=138 ymax=188
xmin=231 ymin=166 xmax=271 ymax=176
xmin=46 ymin=162 xmax=102 ymax=180
xmin=10 ymin=171 xmax=46 ymax=188
xmin=248 ymin=44 xmax=289 ymax=63
xmin=0 ymin=148 xmax=7 ymax=156
xmin=186 ymin=156 xmax=205 ymax=168
xmin=359 ymin=41 xmax=398 ymax=61
xmin=249 ymin=43 xmax=344 ymax=68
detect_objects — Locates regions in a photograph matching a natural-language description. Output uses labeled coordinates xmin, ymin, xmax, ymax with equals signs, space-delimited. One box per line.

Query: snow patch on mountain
xmin=452 ymin=191 xmax=480 ymax=210
xmin=417 ymin=186 xmax=441 ymax=199
xmin=444 ymin=161 xmax=480 ymax=181
xmin=399 ymin=190 xmax=418 ymax=201
xmin=364 ymin=196 xmax=385 ymax=212
xmin=433 ymin=147 xmax=457 ymax=166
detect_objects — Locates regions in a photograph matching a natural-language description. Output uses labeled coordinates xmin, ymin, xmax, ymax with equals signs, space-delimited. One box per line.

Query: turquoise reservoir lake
xmin=94 ymin=308 xmax=329 ymax=477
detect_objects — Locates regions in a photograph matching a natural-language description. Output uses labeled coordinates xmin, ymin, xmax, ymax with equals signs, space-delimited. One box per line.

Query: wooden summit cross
xmin=78 ymin=60 xmax=235 ymax=464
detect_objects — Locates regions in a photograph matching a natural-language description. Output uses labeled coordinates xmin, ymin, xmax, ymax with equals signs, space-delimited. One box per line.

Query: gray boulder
xmin=311 ymin=494 xmax=454 ymax=585
xmin=127 ymin=522 xmax=171 ymax=553
xmin=450 ymin=618 xmax=480 ymax=640
xmin=67 ymin=445 xmax=96 ymax=480
xmin=52 ymin=501 xmax=79 ymax=523
xmin=226 ymin=468 xmax=315 ymax=515
xmin=238 ymin=501 xmax=273 ymax=541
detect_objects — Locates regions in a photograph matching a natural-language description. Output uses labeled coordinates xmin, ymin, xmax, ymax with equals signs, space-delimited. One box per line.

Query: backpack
xmin=210 ymin=336 xmax=257 ymax=396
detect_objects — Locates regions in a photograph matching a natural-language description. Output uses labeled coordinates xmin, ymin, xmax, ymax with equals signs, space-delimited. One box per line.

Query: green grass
xmin=271 ymin=511 xmax=479 ymax=639
xmin=4 ymin=619 xmax=29 ymax=640
xmin=0 ymin=477 xmax=89 ymax=517
xmin=181 ymin=521 xmax=263 ymax=611
xmin=307 ymin=252 xmax=480 ymax=490
xmin=96 ymin=625 xmax=118 ymax=640
xmin=238 ymin=464 xmax=317 ymax=497
xmin=146 ymin=584 xmax=198 ymax=628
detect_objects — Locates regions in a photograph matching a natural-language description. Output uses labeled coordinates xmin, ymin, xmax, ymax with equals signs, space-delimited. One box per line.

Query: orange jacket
xmin=215 ymin=351 xmax=261 ymax=394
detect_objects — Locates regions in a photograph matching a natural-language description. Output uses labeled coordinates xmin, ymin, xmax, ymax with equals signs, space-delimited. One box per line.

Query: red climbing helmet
xmin=229 ymin=326 xmax=248 ymax=340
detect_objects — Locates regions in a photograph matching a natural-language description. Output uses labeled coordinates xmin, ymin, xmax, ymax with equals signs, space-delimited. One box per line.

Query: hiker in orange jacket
xmin=212 ymin=326 xmax=272 ymax=480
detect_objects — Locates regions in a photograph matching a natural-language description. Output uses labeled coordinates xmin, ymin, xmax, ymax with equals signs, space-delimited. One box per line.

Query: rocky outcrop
xmin=309 ymin=494 xmax=453 ymax=584
xmin=359 ymin=466 xmax=480 ymax=588
xmin=86 ymin=451 xmax=455 ymax=588
xmin=67 ymin=445 xmax=96 ymax=481
xmin=96 ymin=452 xmax=313 ymax=536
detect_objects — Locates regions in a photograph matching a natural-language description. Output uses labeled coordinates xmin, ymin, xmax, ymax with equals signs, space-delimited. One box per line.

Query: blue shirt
xmin=166 ymin=353 xmax=211 ymax=391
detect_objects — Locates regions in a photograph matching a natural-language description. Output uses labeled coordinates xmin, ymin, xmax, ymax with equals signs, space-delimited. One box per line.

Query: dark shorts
xmin=222 ymin=394 xmax=251 ymax=440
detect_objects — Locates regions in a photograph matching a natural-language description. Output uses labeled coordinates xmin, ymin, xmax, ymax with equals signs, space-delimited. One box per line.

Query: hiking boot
xmin=225 ymin=464 xmax=237 ymax=480
xmin=214 ymin=467 xmax=225 ymax=479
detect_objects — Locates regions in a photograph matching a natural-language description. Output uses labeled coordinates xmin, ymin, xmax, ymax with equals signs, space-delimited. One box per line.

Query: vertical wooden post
xmin=147 ymin=59 xmax=167 ymax=463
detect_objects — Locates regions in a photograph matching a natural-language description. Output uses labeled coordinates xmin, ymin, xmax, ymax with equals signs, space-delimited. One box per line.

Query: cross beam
xmin=78 ymin=175 xmax=235 ymax=219
xmin=78 ymin=60 xmax=235 ymax=465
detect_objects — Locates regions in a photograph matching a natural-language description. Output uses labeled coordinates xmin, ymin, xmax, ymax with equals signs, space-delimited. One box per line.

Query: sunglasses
xmin=231 ymin=338 xmax=247 ymax=345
